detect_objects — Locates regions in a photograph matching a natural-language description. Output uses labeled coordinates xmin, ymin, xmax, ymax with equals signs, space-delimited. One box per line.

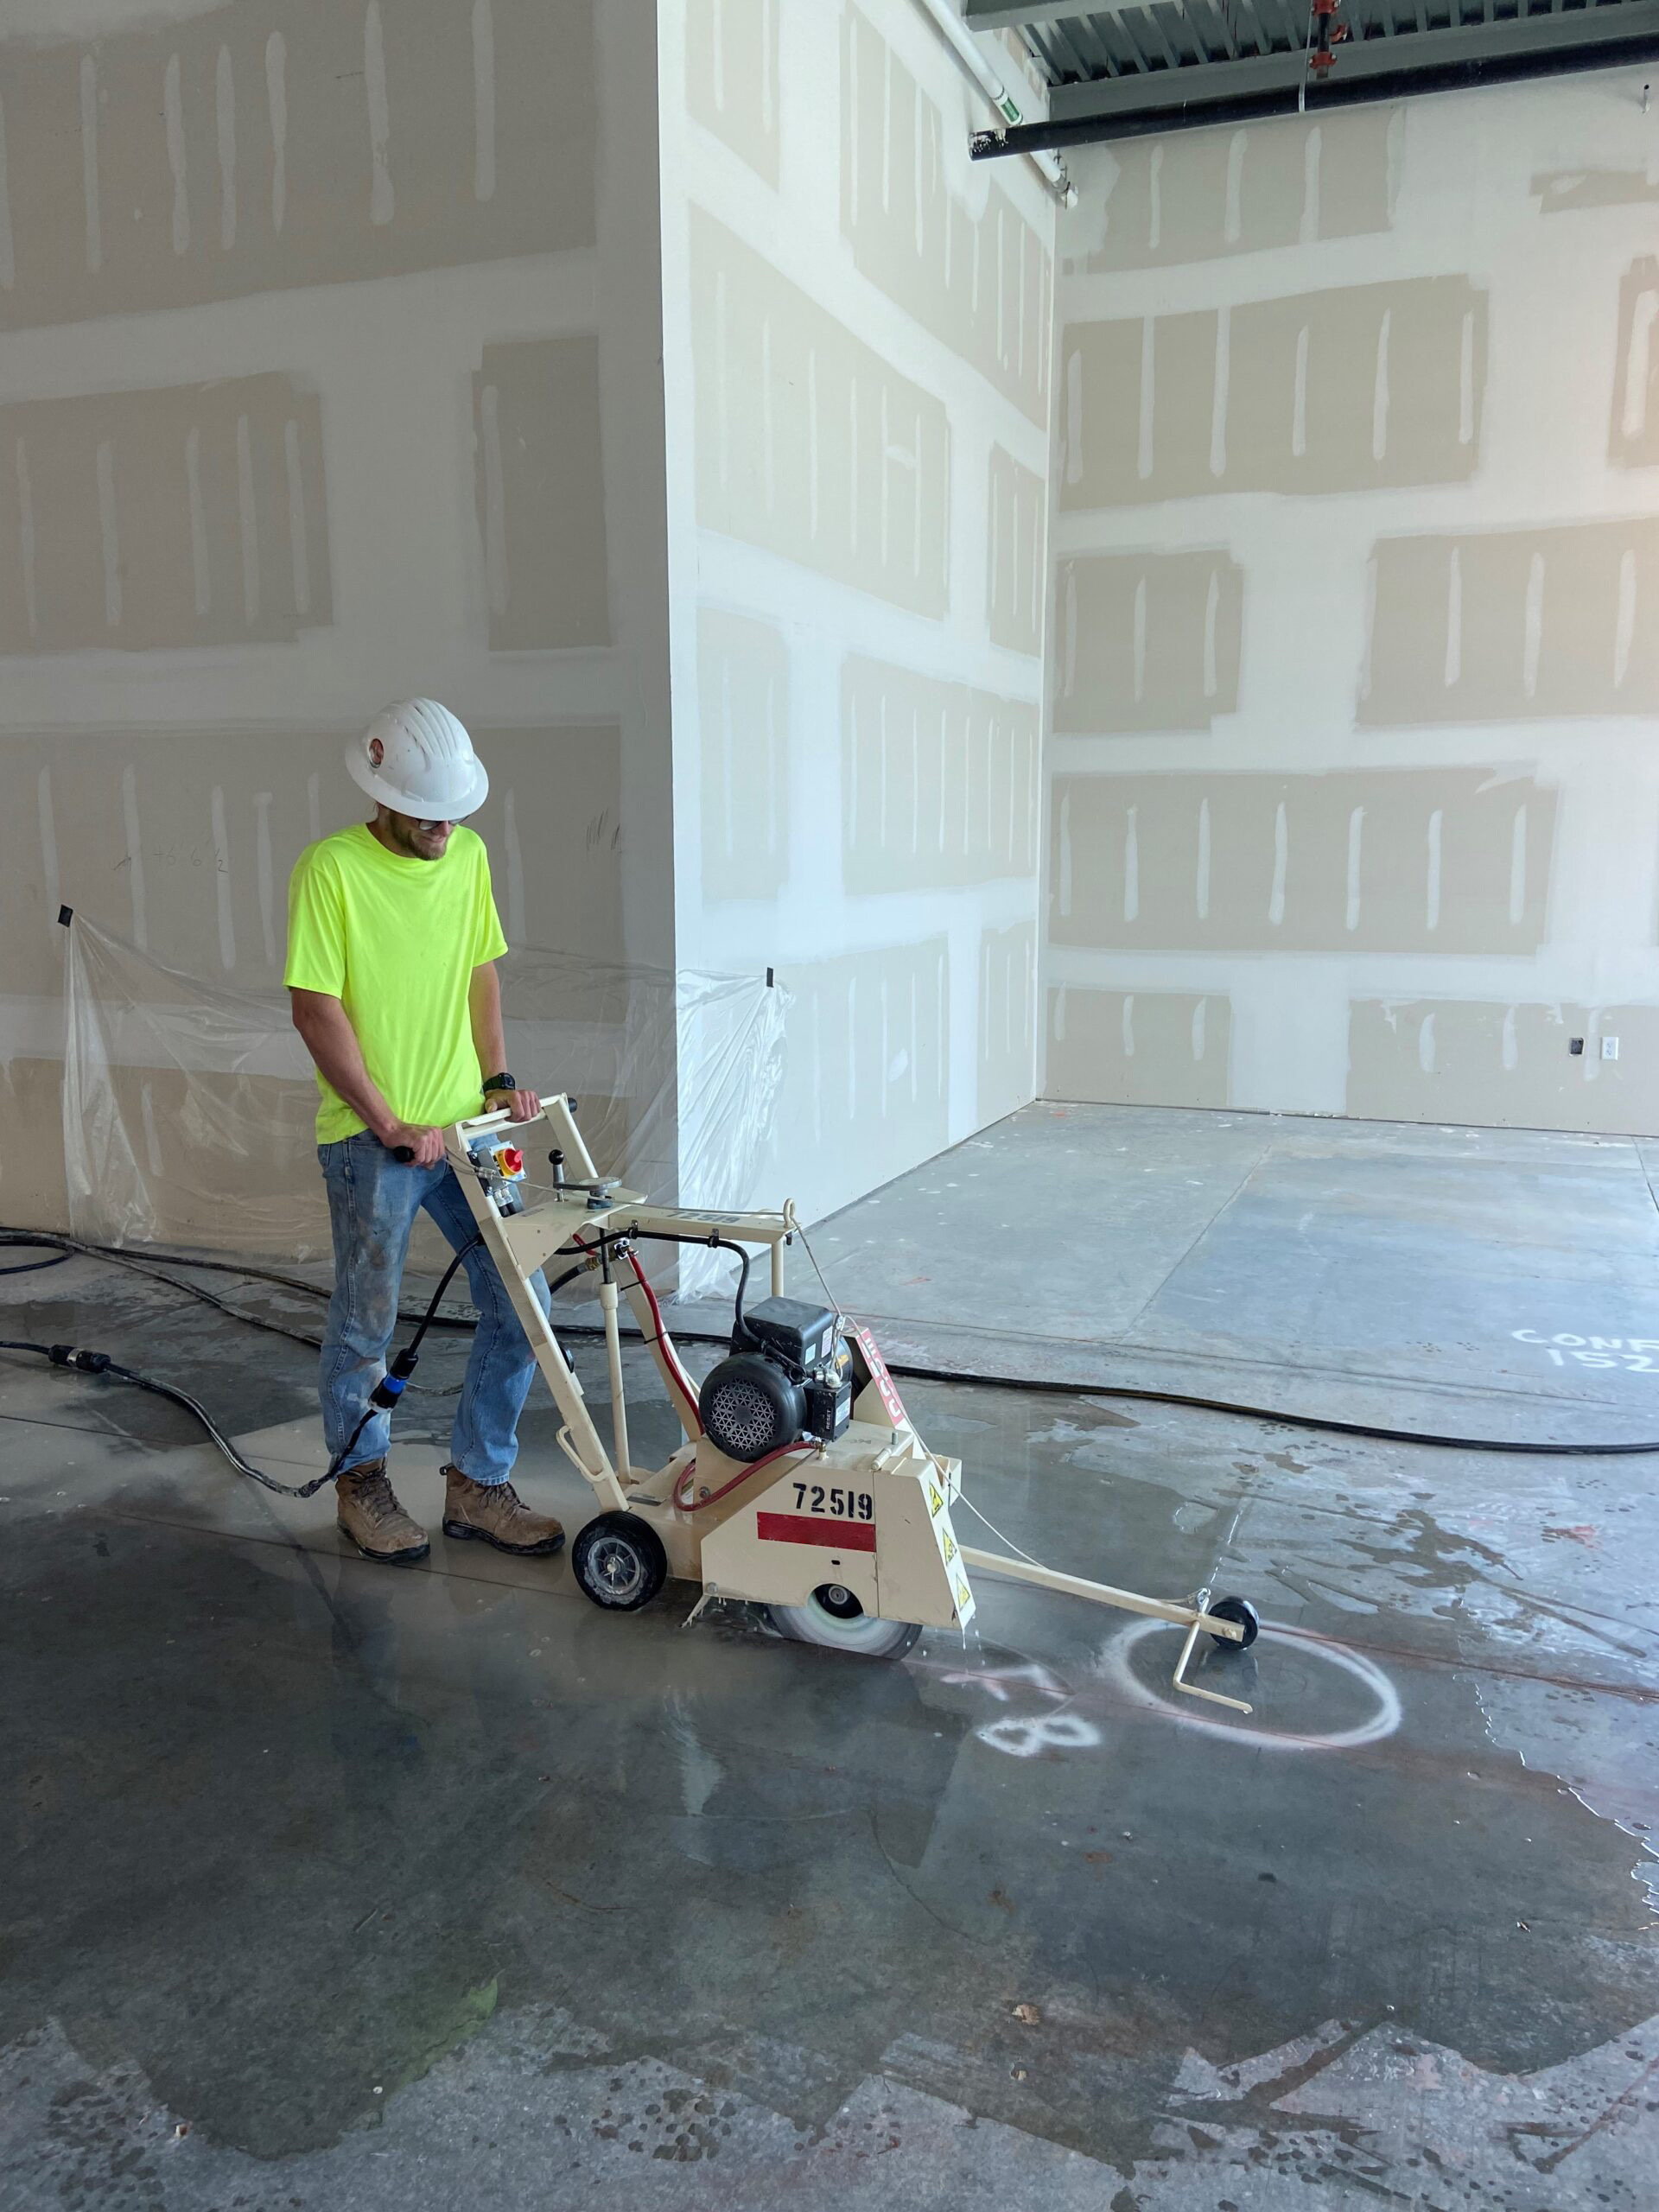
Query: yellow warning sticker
xmin=942 ymin=1532 xmax=957 ymax=1565
xmin=927 ymin=1484 xmax=944 ymax=1518
xmin=956 ymin=1576 xmax=973 ymax=1613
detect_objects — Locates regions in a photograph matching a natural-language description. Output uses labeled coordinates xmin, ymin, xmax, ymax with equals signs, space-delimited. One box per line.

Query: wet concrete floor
xmin=3 ymin=1109 xmax=1658 ymax=2207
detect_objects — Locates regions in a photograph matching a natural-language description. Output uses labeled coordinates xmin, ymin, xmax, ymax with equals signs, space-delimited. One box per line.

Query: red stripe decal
xmin=755 ymin=1513 xmax=877 ymax=1553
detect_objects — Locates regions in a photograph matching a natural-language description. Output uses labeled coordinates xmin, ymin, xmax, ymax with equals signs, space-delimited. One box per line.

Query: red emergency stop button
xmin=501 ymin=1147 xmax=524 ymax=1175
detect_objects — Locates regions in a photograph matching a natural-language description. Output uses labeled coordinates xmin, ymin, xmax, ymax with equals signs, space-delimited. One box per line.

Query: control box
xmin=467 ymin=1130 xmax=528 ymax=1217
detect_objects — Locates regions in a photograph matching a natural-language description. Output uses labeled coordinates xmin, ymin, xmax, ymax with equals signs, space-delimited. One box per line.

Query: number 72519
xmin=794 ymin=1482 xmax=874 ymax=1521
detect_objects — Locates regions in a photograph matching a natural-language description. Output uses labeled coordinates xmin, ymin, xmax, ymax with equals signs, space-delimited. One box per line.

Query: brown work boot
xmin=335 ymin=1461 xmax=429 ymax=1566
xmin=441 ymin=1465 xmax=565 ymax=1556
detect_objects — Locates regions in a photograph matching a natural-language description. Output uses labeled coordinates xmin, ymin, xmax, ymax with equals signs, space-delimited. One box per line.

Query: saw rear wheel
xmin=767 ymin=1582 xmax=921 ymax=1660
xmin=1208 ymin=1594 xmax=1260 ymax=1650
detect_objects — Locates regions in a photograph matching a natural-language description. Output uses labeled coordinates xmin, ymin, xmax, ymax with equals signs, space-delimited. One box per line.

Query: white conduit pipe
xmin=911 ymin=0 xmax=1077 ymax=205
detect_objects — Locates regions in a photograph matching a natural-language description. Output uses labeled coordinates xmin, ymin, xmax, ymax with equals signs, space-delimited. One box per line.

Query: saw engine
xmin=697 ymin=1294 xmax=855 ymax=1460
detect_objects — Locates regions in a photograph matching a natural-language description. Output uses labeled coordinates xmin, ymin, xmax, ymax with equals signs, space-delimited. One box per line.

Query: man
xmin=284 ymin=698 xmax=564 ymax=1567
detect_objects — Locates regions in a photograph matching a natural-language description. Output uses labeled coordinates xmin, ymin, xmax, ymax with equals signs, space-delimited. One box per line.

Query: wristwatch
xmin=480 ymin=1071 xmax=516 ymax=1098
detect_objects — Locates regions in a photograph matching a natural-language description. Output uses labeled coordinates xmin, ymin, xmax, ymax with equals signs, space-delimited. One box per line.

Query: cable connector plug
xmin=48 ymin=1344 xmax=111 ymax=1373
xmin=369 ymin=1347 xmax=419 ymax=1408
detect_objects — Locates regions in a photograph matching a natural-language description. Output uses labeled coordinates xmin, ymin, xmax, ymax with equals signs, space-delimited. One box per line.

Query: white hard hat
xmin=346 ymin=699 xmax=489 ymax=819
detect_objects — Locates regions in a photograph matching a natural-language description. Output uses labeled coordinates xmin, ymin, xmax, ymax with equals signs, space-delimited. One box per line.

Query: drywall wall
xmin=661 ymin=0 xmax=1054 ymax=1224
xmin=1045 ymin=79 xmax=1659 ymax=1135
xmin=0 ymin=0 xmax=676 ymax=1236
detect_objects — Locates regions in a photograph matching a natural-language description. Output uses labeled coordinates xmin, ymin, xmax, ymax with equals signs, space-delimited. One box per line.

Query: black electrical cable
xmin=0 ymin=1236 xmax=486 ymax=1498
xmin=0 ymin=1245 xmax=71 ymax=1277
xmin=849 ymin=1358 xmax=1659 ymax=1459
xmin=0 ymin=1228 xmax=476 ymax=1385
xmin=7 ymin=1227 xmax=1659 ymax=1457
xmin=396 ymin=1236 xmax=479 ymax=1364
xmin=0 ymin=1227 xmax=603 ymax=1338
xmin=0 ymin=1227 xmax=478 ymax=1338
xmin=0 ymin=1338 xmax=315 ymax=1492
xmin=549 ymin=1321 xmax=1659 ymax=1457
xmin=547 ymin=1230 xmax=1659 ymax=1454
xmin=725 ymin=1239 xmax=753 ymax=1343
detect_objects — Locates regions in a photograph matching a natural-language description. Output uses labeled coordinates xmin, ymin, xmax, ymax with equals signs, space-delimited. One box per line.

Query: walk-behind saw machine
xmin=452 ymin=1098 xmax=1262 ymax=1705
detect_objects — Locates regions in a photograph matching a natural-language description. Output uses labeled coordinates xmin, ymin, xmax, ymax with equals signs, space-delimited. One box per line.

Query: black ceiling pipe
xmin=969 ymin=31 xmax=1659 ymax=156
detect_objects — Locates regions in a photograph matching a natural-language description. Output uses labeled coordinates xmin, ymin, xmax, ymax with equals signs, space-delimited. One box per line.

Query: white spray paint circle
xmin=1096 ymin=1620 xmax=1402 ymax=1752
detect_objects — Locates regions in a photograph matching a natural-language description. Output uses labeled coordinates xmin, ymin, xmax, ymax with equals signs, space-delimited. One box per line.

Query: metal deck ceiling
xmin=964 ymin=0 xmax=1659 ymax=149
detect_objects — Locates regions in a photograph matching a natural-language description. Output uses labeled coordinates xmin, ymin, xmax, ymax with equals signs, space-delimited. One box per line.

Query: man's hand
xmin=378 ymin=1119 xmax=445 ymax=1166
xmin=484 ymin=1087 xmax=541 ymax=1123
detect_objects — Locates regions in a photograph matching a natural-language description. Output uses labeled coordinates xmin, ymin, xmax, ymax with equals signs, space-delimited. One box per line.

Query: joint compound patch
xmin=0 ymin=0 xmax=596 ymax=333
xmin=1047 ymin=986 xmax=1231 ymax=1113
xmin=1050 ymin=768 xmax=1554 ymax=956
xmin=978 ymin=919 xmax=1039 ymax=1133
xmin=0 ymin=374 xmax=331 ymax=652
xmin=841 ymin=657 xmax=1040 ymax=893
xmin=1362 ymin=517 xmax=1659 ymax=721
xmin=842 ymin=3 xmax=1051 ymax=427
xmin=1060 ymin=274 xmax=1483 ymax=506
xmin=691 ymin=208 xmax=950 ymax=617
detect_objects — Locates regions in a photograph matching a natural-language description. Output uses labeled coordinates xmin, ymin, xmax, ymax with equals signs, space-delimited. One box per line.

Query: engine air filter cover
xmin=732 ymin=1295 xmax=838 ymax=1371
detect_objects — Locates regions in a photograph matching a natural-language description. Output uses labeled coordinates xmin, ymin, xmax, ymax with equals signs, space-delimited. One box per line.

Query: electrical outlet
xmin=1602 ymin=1035 xmax=1620 ymax=1061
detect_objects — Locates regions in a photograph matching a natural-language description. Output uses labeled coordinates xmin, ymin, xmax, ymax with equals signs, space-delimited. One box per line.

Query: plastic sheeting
xmin=62 ymin=913 xmax=789 ymax=1289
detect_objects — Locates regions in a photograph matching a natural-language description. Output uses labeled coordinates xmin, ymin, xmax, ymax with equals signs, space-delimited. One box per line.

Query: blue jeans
xmin=317 ymin=1133 xmax=551 ymax=1485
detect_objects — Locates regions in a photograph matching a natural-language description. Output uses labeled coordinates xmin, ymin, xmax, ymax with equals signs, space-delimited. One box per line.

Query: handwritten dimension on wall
xmin=1060 ymin=275 xmax=1484 ymax=505
xmin=1051 ymin=768 xmax=1556 ymax=955
xmin=0 ymin=0 xmax=595 ymax=331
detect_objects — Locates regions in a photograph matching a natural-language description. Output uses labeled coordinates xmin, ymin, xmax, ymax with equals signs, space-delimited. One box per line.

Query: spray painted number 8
xmin=976 ymin=1710 xmax=1102 ymax=1758
xmin=793 ymin=1484 xmax=874 ymax=1520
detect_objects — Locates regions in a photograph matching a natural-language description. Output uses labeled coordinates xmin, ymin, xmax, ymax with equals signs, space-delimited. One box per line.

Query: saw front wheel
xmin=572 ymin=1511 xmax=667 ymax=1611
xmin=767 ymin=1582 xmax=921 ymax=1660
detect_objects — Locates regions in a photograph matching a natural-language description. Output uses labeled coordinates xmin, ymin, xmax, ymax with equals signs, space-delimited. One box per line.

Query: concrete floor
xmin=790 ymin=1103 xmax=1659 ymax=1440
xmin=3 ymin=1103 xmax=1657 ymax=2209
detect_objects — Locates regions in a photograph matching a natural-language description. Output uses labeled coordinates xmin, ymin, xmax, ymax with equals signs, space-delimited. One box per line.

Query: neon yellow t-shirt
xmin=284 ymin=823 xmax=509 ymax=1144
